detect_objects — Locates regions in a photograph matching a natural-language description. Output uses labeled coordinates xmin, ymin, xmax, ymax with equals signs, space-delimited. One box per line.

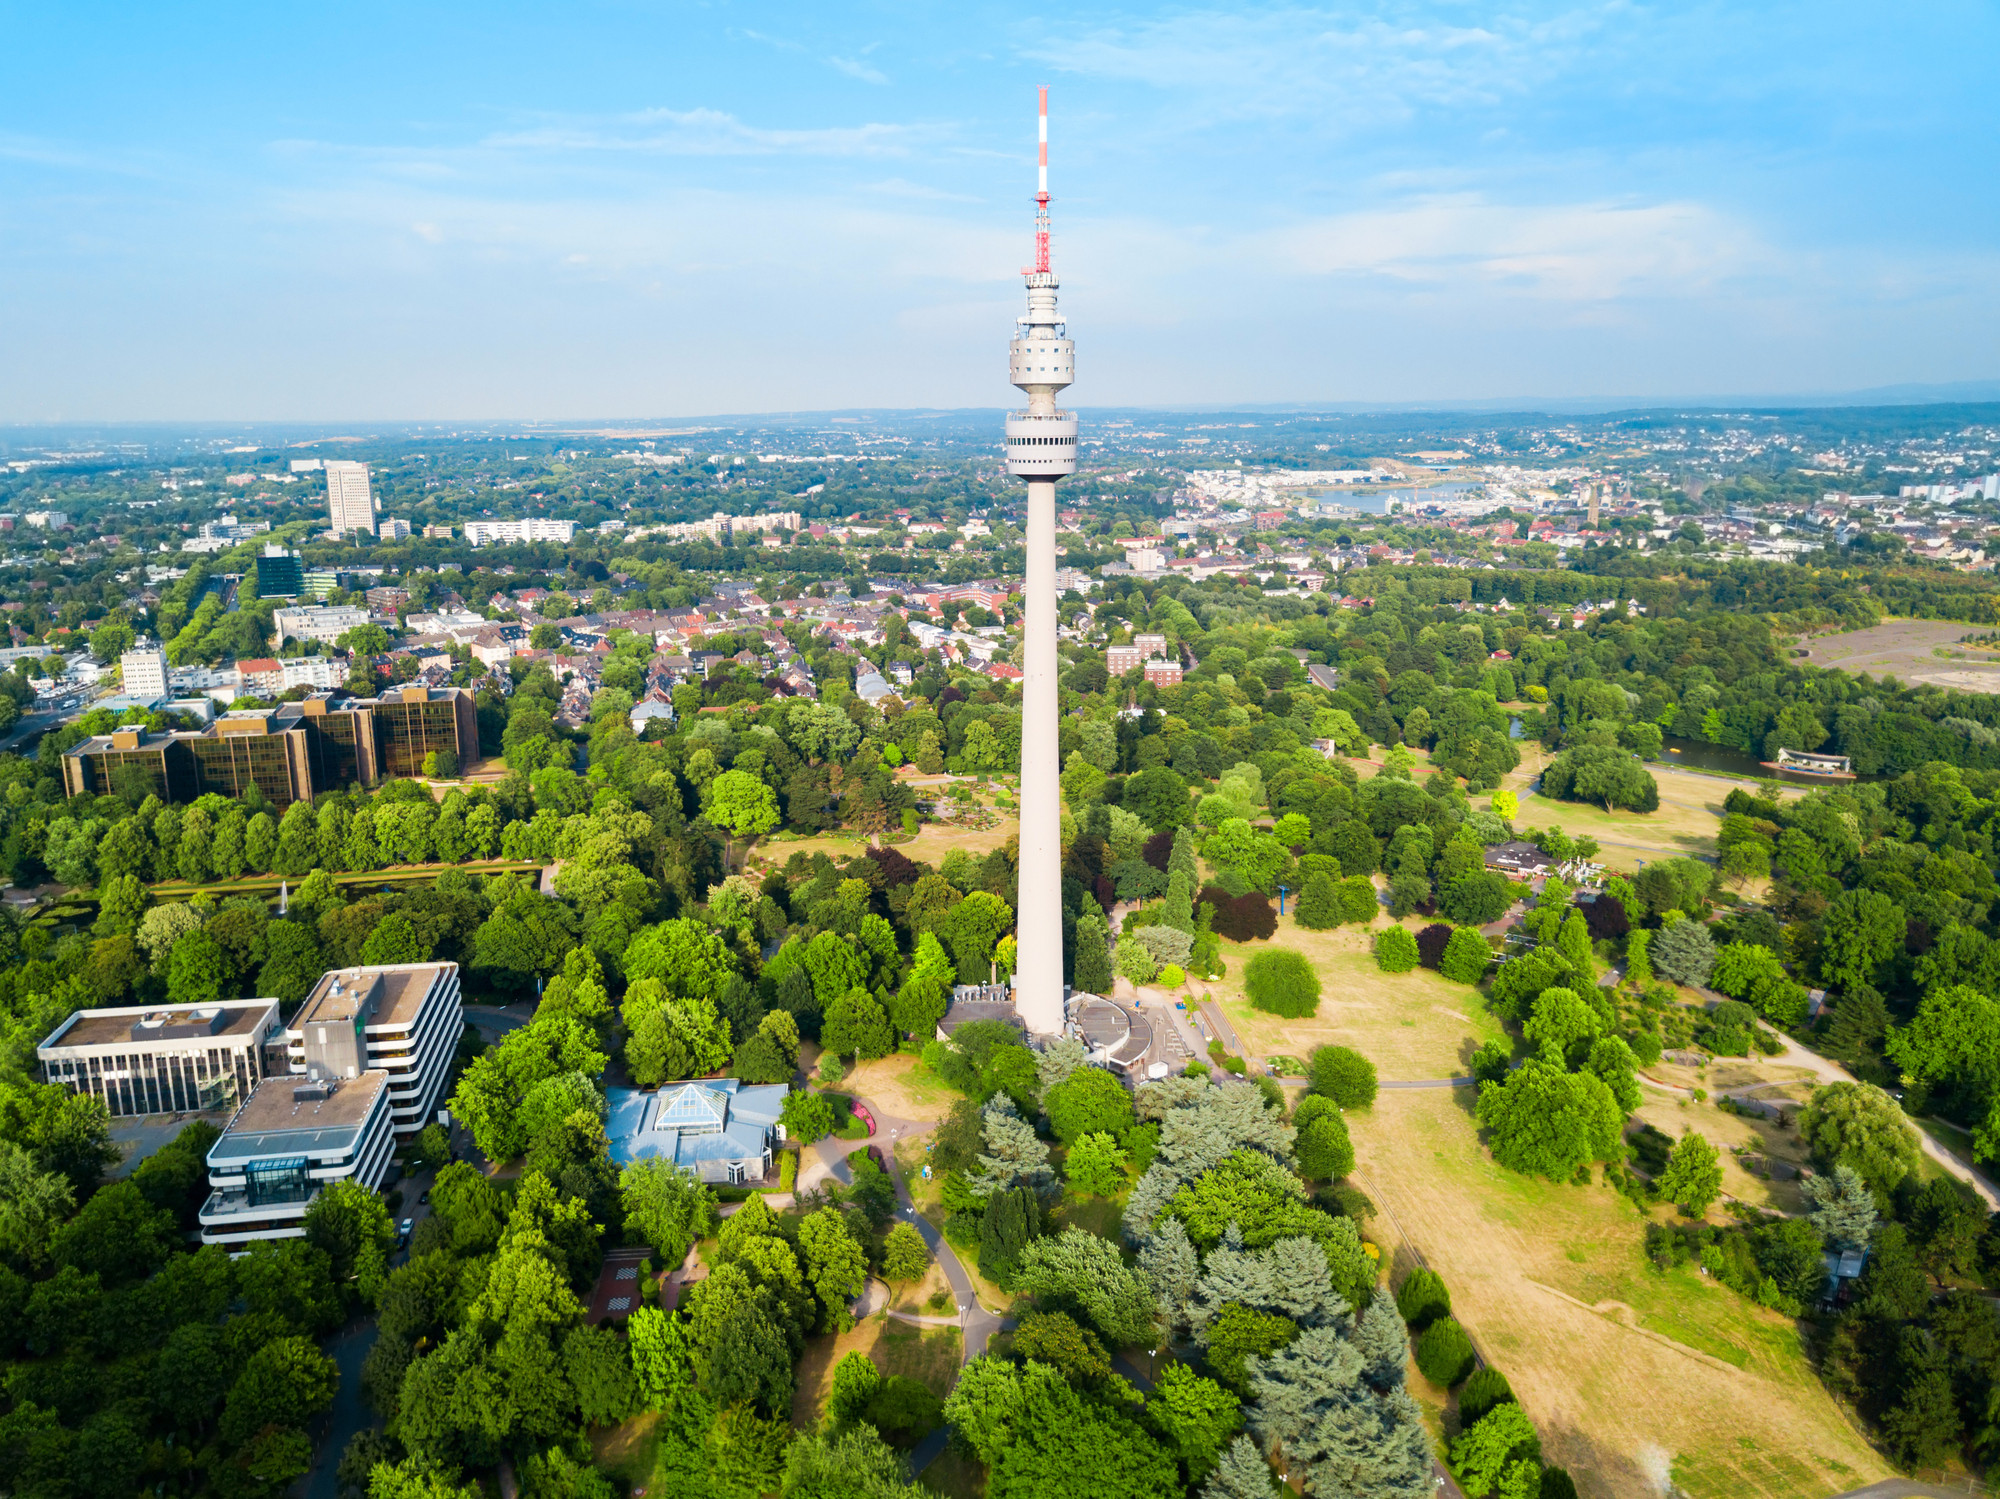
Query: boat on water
xmin=1759 ymin=747 xmax=1856 ymax=780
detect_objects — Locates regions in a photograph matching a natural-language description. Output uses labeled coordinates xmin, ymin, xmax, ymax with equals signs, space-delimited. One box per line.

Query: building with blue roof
xmin=605 ymin=1078 xmax=787 ymax=1186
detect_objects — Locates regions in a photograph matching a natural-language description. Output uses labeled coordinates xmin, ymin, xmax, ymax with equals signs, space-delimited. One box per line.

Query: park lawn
xmin=590 ymin=1409 xmax=661 ymax=1488
xmin=1205 ymin=917 xmax=1509 ymax=1081
xmin=843 ymin=1051 xmax=961 ymax=1123
xmin=1351 ymin=1090 xmax=1889 ymax=1499
xmin=1630 ymin=1091 xmax=1815 ymax=1217
xmin=748 ymin=811 xmax=1021 ymax=876
xmin=791 ymin=1314 xmax=964 ymax=1429
xmin=1503 ymin=789 xmax=1722 ymax=872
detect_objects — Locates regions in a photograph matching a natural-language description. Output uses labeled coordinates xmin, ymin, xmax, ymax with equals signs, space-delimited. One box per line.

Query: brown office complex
xmin=62 ymin=686 xmax=478 ymax=806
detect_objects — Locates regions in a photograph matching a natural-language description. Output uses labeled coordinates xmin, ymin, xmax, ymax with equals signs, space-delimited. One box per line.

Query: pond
xmin=1658 ymin=735 xmax=1884 ymax=784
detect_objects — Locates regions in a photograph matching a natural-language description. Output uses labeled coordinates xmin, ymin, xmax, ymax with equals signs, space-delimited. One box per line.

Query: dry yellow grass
xmin=1205 ymin=915 xmax=1509 ymax=1080
xmin=1353 ymin=1091 xmax=1888 ymax=1499
xmin=791 ymin=1315 xmax=963 ymax=1428
xmin=841 ymin=1052 xmax=961 ymax=1124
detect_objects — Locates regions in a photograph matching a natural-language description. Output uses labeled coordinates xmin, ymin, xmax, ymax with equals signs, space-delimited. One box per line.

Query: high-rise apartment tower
xmin=325 ymin=460 xmax=376 ymax=538
xmin=1006 ymin=88 xmax=1077 ymax=1037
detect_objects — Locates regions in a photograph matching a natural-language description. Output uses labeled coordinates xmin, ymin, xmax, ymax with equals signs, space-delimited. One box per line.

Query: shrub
xmin=1374 ymin=925 xmax=1420 ymax=973
xmin=1416 ymin=923 xmax=1454 ymax=970
xmin=1157 ymin=963 xmax=1186 ymax=988
xmin=1309 ymin=1045 xmax=1378 ymax=1109
xmin=1202 ymin=887 xmax=1279 ymax=942
xmin=1245 ymin=948 xmax=1321 ymax=1018
xmin=1415 ymin=1317 xmax=1476 ymax=1386
xmin=1438 ymin=927 xmax=1492 ymax=984
xmin=1396 ymin=1266 xmax=1452 ymax=1329
xmin=1456 ymin=1366 xmax=1515 ymax=1426
xmin=1627 ymin=1030 xmax=1663 ymax=1068
xmin=1221 ymin=1056 xmax=1247 ymax=1075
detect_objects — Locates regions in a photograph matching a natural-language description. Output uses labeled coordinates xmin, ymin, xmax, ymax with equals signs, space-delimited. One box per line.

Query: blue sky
xmin=3 ymin=1 xmax=1997 ymax=420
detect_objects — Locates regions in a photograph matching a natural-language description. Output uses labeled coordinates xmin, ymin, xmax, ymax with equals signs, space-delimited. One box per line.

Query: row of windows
xmin=1008 ymin=436 xmax=1077 ymax=446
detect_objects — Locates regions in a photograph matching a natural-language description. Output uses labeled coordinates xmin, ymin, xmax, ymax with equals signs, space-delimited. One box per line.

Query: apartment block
xmin=287 ymin=963 xmax=463 ymax=1136
xmin=1106 ymin=645 xmax=1143 ymax=676
xmin=462 ymin=517 xmax=577 ymax=547
xmin=1143 ymin=659 xmax=1184 ymax=687
xmin=325 ymin=460 xmax=376 ymax=537
xmin=119 ymin=646 xmax=170 ymax=701
xmin=273 ymin=604 xmax=370 ymax=646
xmin=37 ymin=998 xmax=285 ymax=1117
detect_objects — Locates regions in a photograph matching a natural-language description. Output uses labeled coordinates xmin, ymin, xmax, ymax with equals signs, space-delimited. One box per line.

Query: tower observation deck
xmin=1008 ymin=87 xmax=1073 ymax=1038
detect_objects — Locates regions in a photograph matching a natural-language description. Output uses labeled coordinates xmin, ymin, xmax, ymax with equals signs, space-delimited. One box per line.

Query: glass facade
xmin=301 ymin=707 xmax=373 ymax=789
xmin=373 ymin=697 xmax=466 ymax=777
xmin=187 ymin=730 xmax=309 ymax=804
xmin=45 ymin=1041 xmax=260 ymax=1116
xmin=253 ymin=553 xmax=304 ymax=599
xmin=245 ymin=1157 xmax=310 ymax=1207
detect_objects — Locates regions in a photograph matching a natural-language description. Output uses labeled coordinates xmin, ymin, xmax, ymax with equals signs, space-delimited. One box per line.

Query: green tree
xmin=165 ymin=927 xmax=234 ymax=1005
xmin=1799 ymin=1081 xmax=1921 ymax=1197
xmin=1648 ymin=918 xmax=1715 ymax=987
xmin=1820 ymin=888 xmax=1905 ymax=993
xmin=1655 ymin=1129 xmax=1723 ymax=1216
xmin=1474 ymin=1061 xmax=1624 ymax=1179
xmin=303 ymin=1179 xmax=397 ymax=1303
xmin=1290 ymin=1096 xmax=1354 ymax=1181
xmin=620 ymin=1160 xmax=716 ymax=1265
xmin=1308 ymin=1045 xmax=1377 ymax=1109
xmin=1045 ymin=1066 xmax=1135 ymax=1145
xmin=1293 ymin=872 xmax=1342 ymax=930
xmin=219 ymin=1334 xmax=340 ymax=1447
xmin=1244 ymin=948 xmax=1320 ymax=1018
xmin=1065 ymin=1131 xmax=1128 ymax=1198
xmin=1439 ymin=927 xmax=1492 ymax=984
xmin=798 ymin=1208 xmax=868 ymax=1331
xmin=882 ymin=1222 xmax=930 ymax=1285
xmin=1373 ymin=924 xmax=1420 ymax=972
xmin=822 ymin=987 xmax=894 ymax=1061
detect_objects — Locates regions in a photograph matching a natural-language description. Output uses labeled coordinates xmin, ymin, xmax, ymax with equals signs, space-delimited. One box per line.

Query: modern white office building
xmin=37 ymin=998 xmax=287 ymax=1117
xmin=272 ymin=603 xmax=371 ymax=646
xmin=462 ymin=517 xmax=576 ymax=547
xmin=119 ymin=646 xmax=171 ymax=702
xmin=198 ymin=1070 xmax=395 ymax=1246
xmin=325 ymin=460 xmax=376 ymax=537
xmin=286 ymin=962 xmax=463 ymax=1137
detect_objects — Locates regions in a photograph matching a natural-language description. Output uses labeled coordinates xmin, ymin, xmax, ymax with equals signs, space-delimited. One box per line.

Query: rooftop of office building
xmin=208 ymin=1071 xmax=388 ymax=1165
xmin=41 ymin=997 xmax=278 ymax=1053
xmin=294 ymin=963 xmax=454 ymax=1034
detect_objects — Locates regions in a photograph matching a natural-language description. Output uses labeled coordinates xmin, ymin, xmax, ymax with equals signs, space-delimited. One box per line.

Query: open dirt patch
xmin=1351 ymin=1090 xmax=1887 ymax=1499
xmin=1804 ymin=617 xmax=2000 ymax=694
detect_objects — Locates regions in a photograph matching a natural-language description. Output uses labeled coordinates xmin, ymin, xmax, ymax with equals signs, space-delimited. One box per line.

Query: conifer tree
xmin=966 ymin=1095 xmax=1055 ymax=1200
xmin=1350 ymin=1292 xmax=1409 ymax=1391
xmin=1073 ymin=906 xmax=1114 ymax=994
xmin=1804 ymin=1163 xmax=1879 ymax=1250
xmin=1202 ymin=1435 xmax=1279 ymax=1499
xmin=1138 ymin=1215 xmax=1200 ymax=1336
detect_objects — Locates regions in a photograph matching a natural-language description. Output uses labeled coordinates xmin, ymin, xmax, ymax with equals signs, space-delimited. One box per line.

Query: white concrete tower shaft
xmin=1005 ymin=86 xmax=1076 ymax=1038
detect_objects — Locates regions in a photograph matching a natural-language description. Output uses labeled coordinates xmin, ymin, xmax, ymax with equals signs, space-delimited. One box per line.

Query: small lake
xmin=1658 ymin=735 xmax=1883 ymax=784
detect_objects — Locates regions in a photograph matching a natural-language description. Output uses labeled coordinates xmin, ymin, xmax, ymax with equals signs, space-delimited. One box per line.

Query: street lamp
xmin=1277 ymin=884 xmax=1291 ymax=916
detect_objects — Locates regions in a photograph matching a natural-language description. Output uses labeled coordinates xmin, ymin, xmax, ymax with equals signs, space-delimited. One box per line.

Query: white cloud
xmin=484 ymin=106 xmax=924 ymax=158
xmin=1025 ymin=4 xmax=1610 ymax=126
xmin=827 ymin=55 xmax=889 ymax=85
xmin=1265 ymin=194 xmax=1776 ymax=302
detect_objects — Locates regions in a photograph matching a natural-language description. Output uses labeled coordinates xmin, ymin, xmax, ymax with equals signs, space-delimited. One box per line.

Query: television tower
xmin=1007 ymin=86 xmax=1076 ymax=1038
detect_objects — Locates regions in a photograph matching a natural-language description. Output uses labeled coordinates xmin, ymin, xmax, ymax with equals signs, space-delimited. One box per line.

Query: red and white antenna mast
xmin=1031 ymin=84 xmax=1051 ymax=275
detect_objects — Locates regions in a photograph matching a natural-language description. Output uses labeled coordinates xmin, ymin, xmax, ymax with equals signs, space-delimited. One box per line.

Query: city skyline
xmin=4 ymin=2 xmax=1998 ymax=421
